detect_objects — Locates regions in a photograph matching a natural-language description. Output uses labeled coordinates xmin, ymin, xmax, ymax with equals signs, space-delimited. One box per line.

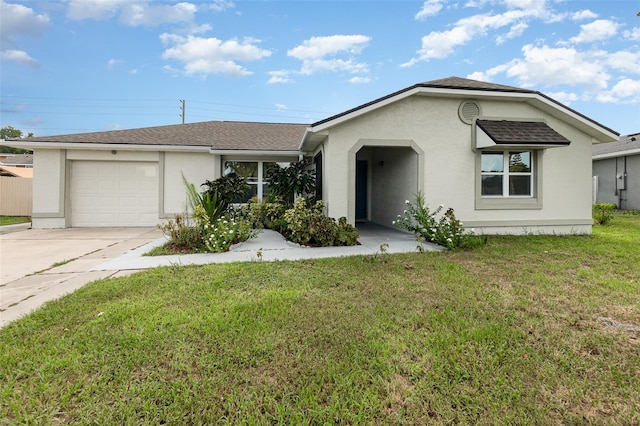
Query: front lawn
xmin=0 ymin=216 xmax=30 ymax=226
xmin=1 ymin=215 xmax=639 ymax=424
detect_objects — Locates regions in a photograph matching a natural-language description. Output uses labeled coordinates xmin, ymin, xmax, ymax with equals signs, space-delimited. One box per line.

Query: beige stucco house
xmin=9 ymin=77 xmax=618 ymax=234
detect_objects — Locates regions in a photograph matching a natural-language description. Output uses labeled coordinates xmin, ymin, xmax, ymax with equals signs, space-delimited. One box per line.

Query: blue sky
xmin=1 ymin=0 xmax=639 ymax=137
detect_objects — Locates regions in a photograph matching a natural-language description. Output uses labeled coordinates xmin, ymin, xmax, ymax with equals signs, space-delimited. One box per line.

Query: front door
xmin=356 ymin=160 xmax=367 ymax=221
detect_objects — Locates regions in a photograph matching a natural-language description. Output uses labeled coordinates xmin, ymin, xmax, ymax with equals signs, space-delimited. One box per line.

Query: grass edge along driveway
xmin=1 ymin=214 xmax=639 ymax=425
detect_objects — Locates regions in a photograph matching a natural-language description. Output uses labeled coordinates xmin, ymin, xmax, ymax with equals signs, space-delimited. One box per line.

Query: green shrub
xmin=201 ymin=175 xmax=250 ymax=207
xmin=283 ymin=198 xmax=359 ymax=247
xmin=265 ymin=160 xmax=316 ymax=205
xmin=593 ymin=203 xmax=616 ymax=225
xmin=183 ymin=174 xmax=225 ymax=223
xmin=393 ymin=192 xmax=484 ymax=250
xmin=158 ymin=214 xmax=207 ymax=252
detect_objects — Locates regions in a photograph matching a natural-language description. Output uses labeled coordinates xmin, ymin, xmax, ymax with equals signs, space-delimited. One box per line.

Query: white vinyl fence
xmin=0 ymin=176 xmax=32 ymax=216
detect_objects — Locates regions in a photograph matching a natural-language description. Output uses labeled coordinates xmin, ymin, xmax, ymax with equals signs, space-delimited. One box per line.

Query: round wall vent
xmin=458 ymin=101 xmax=481 ymax=125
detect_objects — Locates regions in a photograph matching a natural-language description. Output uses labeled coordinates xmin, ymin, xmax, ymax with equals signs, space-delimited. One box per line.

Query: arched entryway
xmin=350 ymin=140 xmax=423 ymax=227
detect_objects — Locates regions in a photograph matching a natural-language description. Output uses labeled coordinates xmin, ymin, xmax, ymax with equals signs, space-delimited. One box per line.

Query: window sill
xmin=475 ymin=197 xmax=542 ymax=210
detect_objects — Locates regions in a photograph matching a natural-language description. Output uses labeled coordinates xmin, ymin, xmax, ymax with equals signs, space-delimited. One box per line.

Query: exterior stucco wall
xmin=594 ymin=154 xmax=640 ymax=210
xmin=627 ymin=155 xmax=640 ymax=210
xmin=366 ymin=147 xmax=418 ymax=227
xmin=163 ymin=152 xmax=220 ymax=216
xmin=32 ymin=148 xmax=218 ymax=228
xmin=321 ymin=95 xmax=595 ymax=234
xmin=31 ymin=149 xmax=66 ymax=228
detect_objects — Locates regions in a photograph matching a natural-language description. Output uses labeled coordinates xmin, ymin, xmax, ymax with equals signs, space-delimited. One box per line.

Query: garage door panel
xmin=71 ymin=161 xmax=159 ymax=227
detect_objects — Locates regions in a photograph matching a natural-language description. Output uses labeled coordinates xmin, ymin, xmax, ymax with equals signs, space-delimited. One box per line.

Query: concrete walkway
xmin=1 ymin=224 xmax=440 ymax=328
xmin=96 ymin=224 xmax=440 ymax=271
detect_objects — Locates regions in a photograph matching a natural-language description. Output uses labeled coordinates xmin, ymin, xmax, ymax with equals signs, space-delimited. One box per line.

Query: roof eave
xmin=3 ymin=140 xmax=212 ymax=152
xmin=209 ymin=149 xmax=304 ymax=157
xmin=593 ymin=148 xmax=640 ymax=160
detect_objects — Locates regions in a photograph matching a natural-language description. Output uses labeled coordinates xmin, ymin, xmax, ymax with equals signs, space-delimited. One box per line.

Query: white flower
xmin=470 ymin=228 xmax=475 ymax=233
xmin=392 ymin=220 xmax=396 ymax=225
xmin=403 ymin=210 xmax=407 ymax=214
xmin=405 ymin=200 xmax=410 ymax=204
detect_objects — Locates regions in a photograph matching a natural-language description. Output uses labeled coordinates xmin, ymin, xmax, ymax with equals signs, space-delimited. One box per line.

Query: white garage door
xmin=70 ymin=161 xmax=159 ymax=227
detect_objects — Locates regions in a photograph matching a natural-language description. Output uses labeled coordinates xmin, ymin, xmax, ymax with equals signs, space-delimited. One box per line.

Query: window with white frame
xmin=223 ymin=160 xmax=288 ymax=202
xmin=481 ymin=151 xmax=533 ymax=197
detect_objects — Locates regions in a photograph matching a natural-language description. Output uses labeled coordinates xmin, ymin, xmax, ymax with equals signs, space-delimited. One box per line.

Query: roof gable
xmin=303 ymin=76 xmax=618 ymax=150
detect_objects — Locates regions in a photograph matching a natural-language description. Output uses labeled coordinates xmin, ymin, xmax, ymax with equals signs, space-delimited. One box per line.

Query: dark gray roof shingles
xmin=592 ymin=133 xmax=640 ymax=157
xmin=17 ymin=121 xmax=309 ymax=151
xmin=476 ymin=120 xmax=571 ymax=145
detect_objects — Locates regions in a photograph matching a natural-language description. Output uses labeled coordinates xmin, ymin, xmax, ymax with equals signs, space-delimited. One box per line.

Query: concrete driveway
xmin=0 ymin=226 xmax=163 ymax=327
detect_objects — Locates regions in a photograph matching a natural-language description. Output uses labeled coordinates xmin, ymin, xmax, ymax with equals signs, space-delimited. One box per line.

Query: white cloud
xmin=1 ymin=49 xmax=39 ymax=68
xmin=496 ymin=22 xmax=528 ymax=44
xmin=67 ymin=0 xmax=128 ymax=20
xmin=287 ymin=35 xmax=371 ymax=76
xmin=349 ymin=76 xmax=373 ymax=84
xmin=546 ymin=91 xmax=580 ymax=105
xmin=67 ymin=0 xmax=197 ymax=26
xmin=596 ymin=79 xmax=640 ymax=104
xmin=470 ymin=42 xmax=640 ymax=104
xmin=415 ymin=0 xmax=443 ymax=20
xmin=0 ymin=0 xmax=50 ymax=48
xmin=161 ymin=33 xmax=271 ymax=77
xmin=275 ymin=103 xmax=287 ymax=110
xmin=288 ymin=35 xmax=370 ymax=61
xmin=605 ymin=51 xmax=640 ymax=74
xmin=119 ymin=2 xmax=197 ymax=26
xmin=505 ymin=44 xmax=610 ymax=90
xmin=267 ymin=70 xmax=293 ymax=84
xmin=107 ymin=58 xmax=123 ymax=69
xmin=623 ymin=27 xmax=640 ymax=41
xmin=208 ymin=0 xmax=235 ymax=12
xmin=403 ymin=4 xmax=548 ymax=65
xmin=569 ymin=19 xmax=619 ymax=44
xmin=571 ymin=10 xmax=598 ymax=21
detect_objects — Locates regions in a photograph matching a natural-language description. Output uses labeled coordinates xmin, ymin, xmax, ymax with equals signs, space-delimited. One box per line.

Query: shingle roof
xmin=0 ymin=154 xmax=33 ymax=166
xmin=419 ymin=76 xmax=534 ymax=93
xmin=476 ymin=120 xmax=571 ymax=145
xmin=18 ymin=121 xmax=309 ymax=151
xmin=592 ymin=133 xmax=640 ymax=157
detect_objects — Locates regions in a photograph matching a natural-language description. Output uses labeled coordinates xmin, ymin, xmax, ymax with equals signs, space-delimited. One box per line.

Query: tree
xmin=0 ymin=126 xmax=33 ymax=154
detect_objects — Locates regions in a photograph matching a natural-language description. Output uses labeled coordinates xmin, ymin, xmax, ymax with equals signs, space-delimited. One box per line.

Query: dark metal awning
xmin=476 ymin=120 xmax=571 ymax=150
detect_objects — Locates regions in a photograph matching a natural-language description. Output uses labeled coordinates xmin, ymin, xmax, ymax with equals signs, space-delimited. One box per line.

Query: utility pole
xmin=180 ymin=99 xmax=186 ymax=124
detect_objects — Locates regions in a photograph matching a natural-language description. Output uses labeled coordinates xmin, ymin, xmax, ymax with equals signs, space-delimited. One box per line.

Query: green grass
xmin=1 ymin=215 xmax=639 ymax=424
xmin=0 ymin=216 xmax=30 ymax=226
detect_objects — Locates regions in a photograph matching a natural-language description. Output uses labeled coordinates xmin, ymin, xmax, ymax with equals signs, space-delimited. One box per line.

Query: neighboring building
xmin=8 ymin=77 xmax=618 ymax=234
xmin=593 ymin=133 xmax=640 ymax=210
xmin=0 ymin=154 xmax=33 ymax=168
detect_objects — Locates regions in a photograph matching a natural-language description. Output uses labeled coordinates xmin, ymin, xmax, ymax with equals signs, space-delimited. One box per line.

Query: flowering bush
xmin=193 ymin=205 xmax=255 ymax=253
xmin=393 ymin=192 xmax=483 ymax=250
